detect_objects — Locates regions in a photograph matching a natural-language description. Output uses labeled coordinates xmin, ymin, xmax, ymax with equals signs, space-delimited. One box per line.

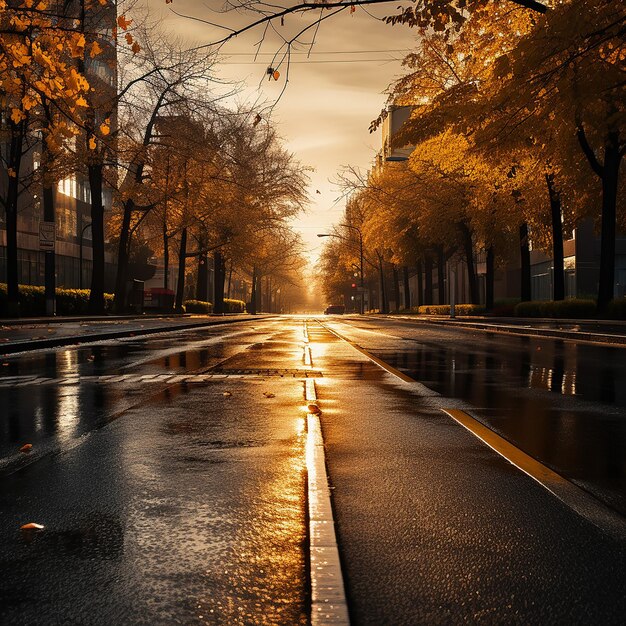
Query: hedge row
xmin=183 ymin=299 xmax=213 ymax=314
xmin=513 ymin=299 xmax=596 ymax=318
xmin=416 ymin=304 xmax=486 ymax=316
xmin=607 ymin=298 xmax=626 ymax=319
xmin=0 ymin=284 xmax=113 ymax=317
xmin=183 ymin=298 xmax=246 ymax=314
xmin=224 ymin=298 xmax=246 ymax=313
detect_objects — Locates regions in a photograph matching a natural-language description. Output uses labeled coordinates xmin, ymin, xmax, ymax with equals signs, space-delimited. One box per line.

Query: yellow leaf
xmin=100 ymin=122 xmax=110 ymax=135
xmin=89 ymin=41 xmax=103 ymax=58
xmin=20 ymin=523 xmax=44 ymax=530
xmin=89 ymin=136 xmax=97 ymax=150
xmin=10 ymin=108 xmax=26 ymax=124
xmin=19 ymin=443 xmax=33 ymax=453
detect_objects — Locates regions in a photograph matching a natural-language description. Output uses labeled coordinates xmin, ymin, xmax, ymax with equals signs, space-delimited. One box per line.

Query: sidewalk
xmin=375 ymin=313 xmax=626 ymax=345
xmin=0 ymin=314 xmax=268 ymax=354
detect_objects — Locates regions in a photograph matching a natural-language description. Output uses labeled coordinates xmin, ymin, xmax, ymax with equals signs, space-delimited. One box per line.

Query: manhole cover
xmin=214 ymin=368 xmax=323 ymax=377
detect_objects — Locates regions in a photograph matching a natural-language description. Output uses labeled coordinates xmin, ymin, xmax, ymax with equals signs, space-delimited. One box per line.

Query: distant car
xmin=324 ymin=305 xmax=345 ymax=315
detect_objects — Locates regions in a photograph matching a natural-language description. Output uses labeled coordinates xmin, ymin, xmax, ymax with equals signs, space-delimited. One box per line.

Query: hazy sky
xmin=146 ymin=1 xmax=417 ymax=263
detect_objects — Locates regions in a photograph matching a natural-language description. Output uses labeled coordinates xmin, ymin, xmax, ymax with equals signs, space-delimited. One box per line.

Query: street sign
xmin=39 ymin=221 xmax=56 ymax=251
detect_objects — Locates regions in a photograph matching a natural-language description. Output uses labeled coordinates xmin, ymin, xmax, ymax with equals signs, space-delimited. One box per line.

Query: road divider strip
xmin=305 ymin=378 xmax=350 ymax=626
xmin=304 ymin=322 xmax=350 ymax=625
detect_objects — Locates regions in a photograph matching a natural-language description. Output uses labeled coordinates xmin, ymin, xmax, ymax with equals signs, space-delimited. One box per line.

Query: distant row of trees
xmin=319 ymin=0 xmax=624 ymax=312
xmin=0 ymin=0 xmax=310 ymax=315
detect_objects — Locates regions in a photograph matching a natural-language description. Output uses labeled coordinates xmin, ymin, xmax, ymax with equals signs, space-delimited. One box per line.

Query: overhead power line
xmin=221 ymin=48 xmax=410 ymax=56
xmin=222 ymin=58 xmax=401 ymax=64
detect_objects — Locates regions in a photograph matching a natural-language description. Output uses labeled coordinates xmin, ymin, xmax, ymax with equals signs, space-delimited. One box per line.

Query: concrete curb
xmin=0 ymin=316 xmax=272 ymax=355
xmin=0 ymin=313 xmax=193 ymax=326
xmin=373 ymin=315 xmax=626 ymax=346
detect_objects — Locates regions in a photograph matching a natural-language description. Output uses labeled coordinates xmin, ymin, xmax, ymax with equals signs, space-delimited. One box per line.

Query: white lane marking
xmin=305 ymin=376 xmax=350 ymax=626
xmin=304 ymin=345 xmax=312 ymax=367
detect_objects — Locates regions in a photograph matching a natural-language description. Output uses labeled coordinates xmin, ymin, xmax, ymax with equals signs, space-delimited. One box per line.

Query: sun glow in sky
xmin=146 ymin=1 xmax=417 ymax=265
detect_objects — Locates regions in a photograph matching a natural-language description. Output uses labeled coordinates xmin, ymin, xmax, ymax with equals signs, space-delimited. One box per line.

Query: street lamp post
xmin=317 ymin=224 xmax=365 ymax=315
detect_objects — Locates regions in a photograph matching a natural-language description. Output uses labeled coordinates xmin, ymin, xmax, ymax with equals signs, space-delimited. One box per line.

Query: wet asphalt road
xmin=0 ymin=320 xmax=308 ymax=625
xmin=325 ymin=316 xmax=626 ymax=515
xmin=1 ymin=315 xmax=626 ymax=624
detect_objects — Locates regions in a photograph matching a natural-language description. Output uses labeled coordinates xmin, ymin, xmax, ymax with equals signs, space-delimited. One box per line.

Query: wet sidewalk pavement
xmin=0 ymin=314 xmax=263 ymax=354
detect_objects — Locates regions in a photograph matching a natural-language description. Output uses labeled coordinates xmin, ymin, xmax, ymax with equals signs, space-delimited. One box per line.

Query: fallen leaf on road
xmin=19 ymin=444 xmax=33 ymax=453
xmin=20 ymin=523 xmax=44 ymax=530
xmin=223 ymin=392 xmax=232 ymax=397
xmin=263 ymin=392 xmax=275 ymax=398
xmin=307 ymin=403 xmax=321 ymax=415
xmin=87 ymin=355 xmax=95 ymax=362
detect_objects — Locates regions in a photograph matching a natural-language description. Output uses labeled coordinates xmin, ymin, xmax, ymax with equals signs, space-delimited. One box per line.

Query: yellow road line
xmin=443 ymin=408 xmax=626 ymax=541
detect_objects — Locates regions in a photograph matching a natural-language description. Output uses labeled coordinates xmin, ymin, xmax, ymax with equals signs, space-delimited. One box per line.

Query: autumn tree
xmin=0 ymin=0 xmax=94 ymax=314
xmin=112 ymin=25 xmax=224 ymax=312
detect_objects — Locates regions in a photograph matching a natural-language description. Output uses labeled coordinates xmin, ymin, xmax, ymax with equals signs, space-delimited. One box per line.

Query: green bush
xmin=514 ymin=299 xmax=596 ymax=318
xmin=0 ymin=284 xmax=114 ymax=317
xmin=607 ymin=298 xmax=626 ymax=320
xmin=489 ymin=298 xmax=520 ymax=317
xmin=183 ymin=299 xmax=213 ymax=314
xmin=416 ymin=304 xmax=485 ymax=316
xmin=224 ymin=298 xmax=246 ymax=313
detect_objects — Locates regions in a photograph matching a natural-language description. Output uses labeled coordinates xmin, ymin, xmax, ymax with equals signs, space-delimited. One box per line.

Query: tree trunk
xmin=197 ymin=251 xmax=208 ymax=302
xmin=87 ymin=163 xmax=106 ymax=315
xmin=424 ymin=254 xmax=433 ymax=305
xmin=377 ymin=251 xmax=388 ymax=314
xmin=43 ymin=182 xmax=56 ymax=316
xmin=416 ymin=258 xmax=423 ymax=308
xmin=175 ymin=227 xmax=187 ymax=312
xmin=392 ymin=264 xmax=401 ymax=313
xmin=402 ymin=265 xmax=411 ymax=310
xmin=227 ymin=261 xmax=233 ymax=299
xmin=213 ymin=250 xmax=226 ymax=314
xmin=519 ymin=222 xmax=531 ymax=302
xmin=113 ymin=198 xmax=134 ymax=313
xmin=577 ymin=127 xmax=623 ymax=313
xmin=545 ymin=173 xmax=565 ymax=301
xmin=486 ymin=245 xmax=494 ymax=311
xmin=249 ymin=266 xmax=257 ymax=314
xmin=5 ymin=121 xmax=25 ymax=316
xmin=437 ymin=245 xmax=446 ymax=305
xmin=163 ymin=226 xmax=169 ymax=290
xmin=598 ymin=132 xmax=621 ymax=312
xmin=459 ymin=222 xmax=479 ymax=305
